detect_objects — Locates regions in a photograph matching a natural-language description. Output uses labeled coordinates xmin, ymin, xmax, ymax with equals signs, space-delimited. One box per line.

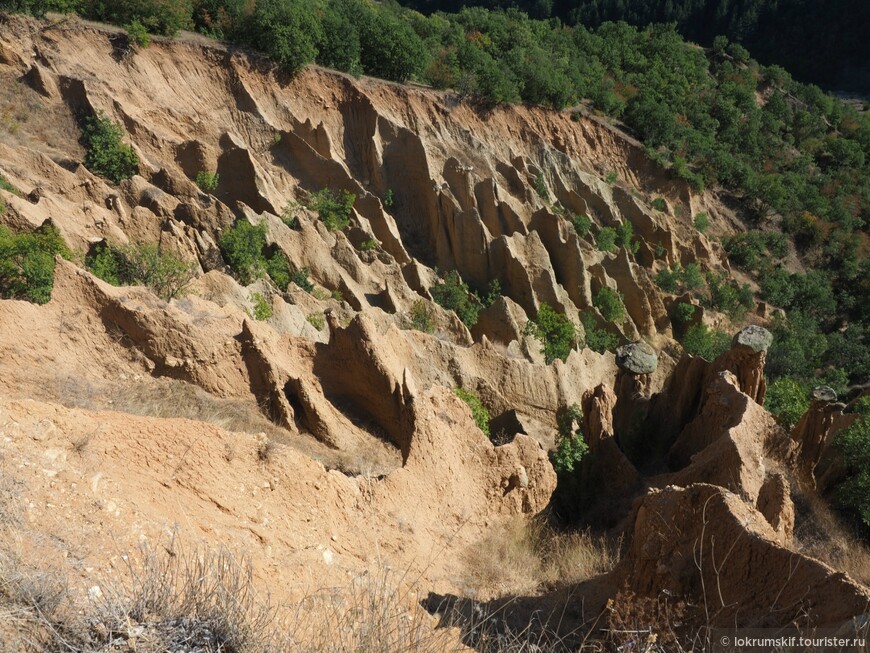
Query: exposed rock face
xmin=615 ymin=341 xmax=658 ymax=375
xmin=791 ymin=395 xmax=859 ymax=490
xmin=644 ymin=329 xmax=774 ymax=457
xmin=579 ymin=384 xmax=642 ymax=525
xmin=733 ymin=324 xmax=774 ymax=352
xmin=812 ymin=385 xmax=838 ymax=402
xmin=617 ymin=484 xmax=870 ymax=628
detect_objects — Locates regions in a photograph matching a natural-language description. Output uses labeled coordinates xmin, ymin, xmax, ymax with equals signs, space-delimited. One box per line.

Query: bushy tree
xmin=580 ymin=311 xmax=617 ymax=353
xmin=86 ymin=242 xmax=197 ymax=300
xmin=218 ymin=220 xmax=267 ymax=285
xmin=593 ymin=287 xmax=625 ymax=324
xmin=525 ymin=303 xmax=576 ymax=364
xmin=553 ymin=404 xmax=587 ymax=473
xmin=309 ymin=188 xmax=355 ymax=232
xmin=834 ymin=399 xmax=870 ymax=526
xmin=764 ymin=377 xmax=809 ymax=430
xmin=82 ymin=111 xmax=139 ymax=184
xmin=569 ymin=213 xmax=592 ymax=237
xmin=596 ymin=227 xmax=617 ymax=253
xmin=356 ymin=4 xmax=426 ymax=83
xmin=244 ymin=0 xmax=321 ymax=75
xmin=0 ymin=224 xmax=69 ymax=304
xmin=682 ymin=323 xmax=730 ymax=360
xmin=431 ymin=270 xmax=483 ymax=328
xmin=85 ymin=0 xmax=193 ymax=36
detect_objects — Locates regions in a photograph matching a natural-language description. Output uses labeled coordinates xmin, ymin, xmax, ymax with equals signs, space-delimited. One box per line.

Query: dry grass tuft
xmin=70 ymin=432 xmax=92 ymax=457
xmin=463 ymin=517 xmax=620 ymax=597
xmin=0 ymin=474 xmax=23 ymax=526
xmin=792 ymin=489 xmax=870 ymax=587
xmin=90 ymin=537 xmax=288 ymax=653
xmin=295 ymin=567 xmax=461 ymax=653
xmin=256 ymin=438 xmax=279 ymax=463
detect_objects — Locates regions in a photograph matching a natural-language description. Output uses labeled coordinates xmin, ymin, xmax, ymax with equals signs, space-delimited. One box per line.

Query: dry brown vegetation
xmin=462 ymin=517 xmax=620 ymax=597
xmin=793 ymin=489 xmax=870 ymax=587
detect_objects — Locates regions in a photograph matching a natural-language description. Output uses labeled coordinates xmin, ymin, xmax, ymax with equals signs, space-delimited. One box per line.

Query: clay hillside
xmin=0 ymin=12 xmax=868 ymax=653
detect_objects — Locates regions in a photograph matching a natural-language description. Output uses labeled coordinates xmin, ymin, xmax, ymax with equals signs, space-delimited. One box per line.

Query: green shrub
xmin=86 ymin=242 xmax=196 ymax=301
xmin=309 ymin=188 xmax=355 ymax=232
xmin=580 ymin=311 xmax=618 ymax=353
xmin=671 ymin=301 xmax=696 ymax=324
xmin=218 ymin=220 xmax=267 ymax=285
xmin=766 ymin=311 xmax=828 ymax=381
xmin=290 ymin=267 xmax=314 ymax=293
xmin=0 ymin=174 xmax=17 ymax=195
xmin=596 ymin=227 xmax=617 ymax=253
xmin=693 ymin=212 xmax=709 ymax=233
xmin=764 ymin=377 xmax=809 ymax=430
xmin=245 ymin=0 xmax=320 ymax=74
xmin=454 ymin=387 xmax=490 ymax=437
xmin=81 ymin=111 xmax=139 ymax=184
xmin=534 ymin=172 xmax=549 ymax=201
xmin=834 ymin=404 xmax=870 ymax=526
xmin=126 ymin=19 xmax=150 ymax=47
xmin=553 ymin=404 xmax=588 ymax=473
xmin=682 ymin=262 xmax=704 ymax=290
xmin=0 ymin=224 xmax=69 ymax=304
xmin=331 ymin=289 xmax=344 ymax=302
xmin=605 ymin=171 xmax=618 ymax=185
xmin=615 ymin=221 xmax=639 ymax=254
xmin=593 ymin=287 xmax=626 ymax=324
xmin=306 ymin=312 xmax=325 ymax=330
xmin=264 ymin=252 xmax=291 ymax=290
xmin=655 ymin=265 xmax=681 ymax=293
xmin=85 ymin=0 xmax=193 ymax=36
xmin=724 ymin=231 xmax=788 ymax=272
xmin=657 ymin=262 xmax=705 ymax=294
xmin=383 ymin=188 xmax=394 ymax=209
xmin=359 ymin=238 xmax=379 ymax=251
xmin=524 ymin=303 xmax=576 ymax=364
xmin=706 ymin=271 xmax=753 ymax=320
xmin=405 ymin=299 xmax=435 ymax=333
xmin=651 ymin=197 xmax=667 ymax=212
xmin=569 ymin=213 xmax=592 ymax=238
xmin=249 ymin=292 xmax=272 ymax=321
xmin=431 ymin=270 xmax=483 ymax=328
xmin=195 ymin=170 xmax=219 ymax=193
xmin=682 ymin=323 xmax=731 ymax=360
xmin=482 ymin=279 xmax=502 ymax=308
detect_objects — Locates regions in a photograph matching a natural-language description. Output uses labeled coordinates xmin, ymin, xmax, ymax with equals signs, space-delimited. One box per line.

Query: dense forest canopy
xmin=395 ymin=0 xmax=870 ymax=95
xmin=3 ymin=0 xmax=870 ymax=422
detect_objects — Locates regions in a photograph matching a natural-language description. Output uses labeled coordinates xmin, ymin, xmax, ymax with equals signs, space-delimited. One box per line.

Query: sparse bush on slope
xmin=454 ymin=386 xmax=490 ymax=437
xmin=431 ymin=270 xmax=484 ymax=328
xmin=86 ymin=242 xmax=197 ymax=300
xmin=524 ymin=303 xmax=576 ymax=364
xmin=81 ymin=111 xmax=139 ymax=184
